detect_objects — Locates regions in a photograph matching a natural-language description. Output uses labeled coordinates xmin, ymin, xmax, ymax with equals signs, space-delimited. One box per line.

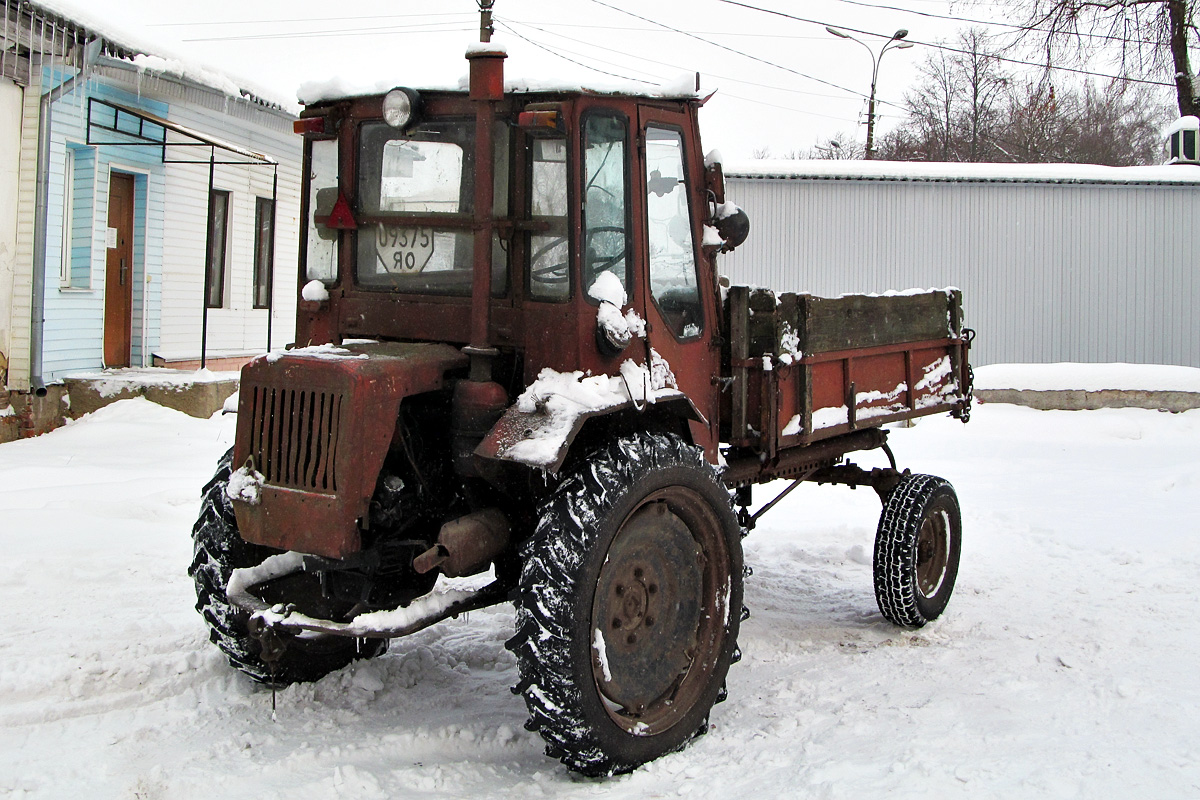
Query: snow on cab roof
xmin=297 ymin=50 xmax=700 ymax=105
xmin=724 ymin=159 xmax=1200 ymax=186
xmin=27 ymin=0 xmax=296 ymax=113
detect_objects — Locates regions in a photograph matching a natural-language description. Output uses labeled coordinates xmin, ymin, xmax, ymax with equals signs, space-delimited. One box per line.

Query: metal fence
xmin=719 ymin=169 xmax=1199 ymax=368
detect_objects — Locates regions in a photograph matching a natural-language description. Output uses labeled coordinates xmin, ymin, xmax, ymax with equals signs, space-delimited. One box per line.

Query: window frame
xmin=642 ymin=122 xmax=704 ymax=342
xmin=579 ymin=108 xmax=632 ymax=306
xmin=205 ymin=189 xmax=231 ymax=309
xmin=253 ymin=196 xmax=275 ymax=309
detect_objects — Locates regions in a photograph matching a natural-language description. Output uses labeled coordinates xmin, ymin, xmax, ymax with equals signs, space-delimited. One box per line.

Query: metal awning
xmin=87 ymin=97 xmax=277 ymax=165
xmin=85 ymin=97 xmax=281 ymax=365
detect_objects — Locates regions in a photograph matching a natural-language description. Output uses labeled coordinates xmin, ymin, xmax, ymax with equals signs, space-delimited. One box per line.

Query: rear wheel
xmin=873 ymin=474 xmax=962 ymax=628
xmin=508 ymin=432 xmax=743 ymax=776
xmin=188 ymin=450 xmax=386 ymax=685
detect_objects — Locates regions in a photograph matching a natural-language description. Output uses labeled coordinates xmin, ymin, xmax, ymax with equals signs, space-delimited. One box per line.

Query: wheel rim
xmin=915 ymin=506 xmax=952 ymax=598
xmin=590 ymin=487 xmax=729 ymax=736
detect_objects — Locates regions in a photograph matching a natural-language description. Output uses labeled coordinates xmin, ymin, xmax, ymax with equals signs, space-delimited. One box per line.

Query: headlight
xmin=382 ymin=88 xmax=420 ymax=130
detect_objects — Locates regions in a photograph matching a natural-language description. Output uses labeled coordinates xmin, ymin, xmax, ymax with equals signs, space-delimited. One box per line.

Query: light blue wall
xmin=40 ymin=69 xmax=167 ymax=382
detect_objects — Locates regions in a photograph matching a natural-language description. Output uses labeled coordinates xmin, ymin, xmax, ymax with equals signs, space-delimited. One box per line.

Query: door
xmin=104 ymin=172 xmax=135 ymax=367
xmin=635 ymin=106 xmax=720 ymax=457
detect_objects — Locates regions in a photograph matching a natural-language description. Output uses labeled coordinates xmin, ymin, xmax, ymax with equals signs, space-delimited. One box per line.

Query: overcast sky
xmin=63 ymin=0 xmax=1158 ymax=159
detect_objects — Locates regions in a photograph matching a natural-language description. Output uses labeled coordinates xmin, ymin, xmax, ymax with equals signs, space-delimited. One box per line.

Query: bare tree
xmin=974 ymin=0 xmax=1197 ymax=116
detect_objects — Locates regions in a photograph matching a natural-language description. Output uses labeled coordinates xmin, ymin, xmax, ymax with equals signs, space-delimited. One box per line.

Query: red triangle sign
xmin=327 ymin=191 xmax=357 ymax=230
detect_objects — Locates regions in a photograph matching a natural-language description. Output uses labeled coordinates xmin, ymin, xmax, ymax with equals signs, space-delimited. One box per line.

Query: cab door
xmin=634 ymin=105 xmax=720 ymax=459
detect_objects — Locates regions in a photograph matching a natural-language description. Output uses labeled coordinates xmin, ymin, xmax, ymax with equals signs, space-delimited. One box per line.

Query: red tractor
xmin=190 ymin=40 xmax=971 ymax=776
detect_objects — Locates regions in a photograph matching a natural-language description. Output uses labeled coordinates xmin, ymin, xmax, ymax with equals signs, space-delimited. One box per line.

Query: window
xmin=206 ymin=189 xmax=230 ymax=308
xmin=645 ymin=126 xmax=703 ymax=339
xmin=581 ymin=112 xmax=629 ymax=300
xmin=305 ymin=139 xmax=338 ymax=283
xmin=528 ymin=138 xmax=569 ymax=301
xmin=253 ymin=197 xmax=274 ymax=308
xmin=60 ymin=145 xmax=95 ymax=288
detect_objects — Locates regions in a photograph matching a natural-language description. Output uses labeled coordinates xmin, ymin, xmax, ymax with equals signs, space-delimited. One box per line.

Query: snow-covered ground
xmin=1 ymin=394 xmax=1197 ymax=798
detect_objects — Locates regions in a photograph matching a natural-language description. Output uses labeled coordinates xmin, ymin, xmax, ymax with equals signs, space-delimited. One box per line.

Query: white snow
xmin=1164 ymin=115 xmax=1199 ymax=137
xmin=299 ymin=71 xmax=700 ymax=106
xmin=225 ymin=462 xmax=265 ymax=506
xmin=264 ymin=344 xmax=368 ymax=364
xmin=301 ymin=279 xmax=330 ymax=302
xmin=504 ymin=363 xmax=681 ymax=467
xmin=67 ymin=367 xmax=239 ymax=398
xmin=587 ymin=271 xmax=627 ymax=307
xmin=593 ymin=629 xmax=613 ymax=683
xmin=726 ymin=159 xmax=1200 ymax=185
xmin=976 ymin=362 xmax=1200 ymax=393
xmin=2 ymin=372 xmax=1199 ymax=797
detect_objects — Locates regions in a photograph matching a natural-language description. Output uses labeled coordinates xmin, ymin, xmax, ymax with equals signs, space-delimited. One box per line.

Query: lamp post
xmin=826 ymin=26 xmax=914 ymax=160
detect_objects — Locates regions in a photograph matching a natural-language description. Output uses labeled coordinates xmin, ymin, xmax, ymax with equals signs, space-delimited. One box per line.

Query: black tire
xmin=873 ymin=474 xmax=962 ymax=628
xmin=188 ymin=449 xmax=387 ymax=685
xmin=508 ymin=432 xmax=743 ymax=776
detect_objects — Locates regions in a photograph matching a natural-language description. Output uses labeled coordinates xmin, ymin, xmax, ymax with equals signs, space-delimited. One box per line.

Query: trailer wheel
xmin=188 ymin=450 xmax=387 ymax=686
xmin=873 ymin=474 xmax=961 ymax=628
xmin=509 ymin=432 xmax=743 ymax=776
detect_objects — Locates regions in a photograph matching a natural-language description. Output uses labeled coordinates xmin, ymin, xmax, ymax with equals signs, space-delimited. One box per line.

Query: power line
xmin=494 ymin=20 xmax=657 ymax=84
xmin=498 ymin=18 xmax=865 ymax=123
xmin=500 ymin=17 xmax=860 ymax=102
xmin=585 ymin=0 xmax=902 ymax=108
xmin=718 ymin=0 xmax=1177 ymax=88
xmin=830 ymin=0 xmax=1160 ymax=48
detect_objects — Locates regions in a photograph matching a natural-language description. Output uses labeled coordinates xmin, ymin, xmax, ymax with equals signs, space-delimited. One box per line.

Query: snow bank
xmin=975 ymin=362 xmax=1200 ymax=393
xmin=3 ymin=392 xmax=1200 ymax=797
xmin=726 ymin=158 xmax=1200 ymax=185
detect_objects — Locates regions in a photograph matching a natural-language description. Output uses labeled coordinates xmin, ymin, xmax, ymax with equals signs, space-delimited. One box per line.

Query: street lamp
xmin=826 ymin=26 xmax=914 ymax=160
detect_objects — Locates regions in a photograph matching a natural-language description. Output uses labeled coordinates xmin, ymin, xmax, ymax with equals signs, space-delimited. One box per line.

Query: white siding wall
xmin=0 ymin=79 xmax=22 ymax=379
xmin=718 ymin=176 xmax=1200 ymax=368
xmin=159 ymin=102 xmax=301 ymax=362
xmin=8 ymin=64 xmax=41 ymax=389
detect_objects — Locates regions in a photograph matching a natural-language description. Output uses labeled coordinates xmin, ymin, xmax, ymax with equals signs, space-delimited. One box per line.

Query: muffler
xmin=413 ymin=508 xmax=510 ymax=577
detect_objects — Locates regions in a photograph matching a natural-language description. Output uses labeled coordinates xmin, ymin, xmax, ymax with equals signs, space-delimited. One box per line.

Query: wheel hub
xmin=916 ymin=508 xmax=950 ymax=597
xmin=593 ymin=501 xmax=703 ymax=715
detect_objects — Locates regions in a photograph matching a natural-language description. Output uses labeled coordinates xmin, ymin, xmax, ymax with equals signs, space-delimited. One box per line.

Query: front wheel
xmin=873 ymin=474 xmax=962 ymax=628
xmin=188 ymin=450 xmax=387 ymax=685
xmin=508 ymin=432 xmax=743 ymax=776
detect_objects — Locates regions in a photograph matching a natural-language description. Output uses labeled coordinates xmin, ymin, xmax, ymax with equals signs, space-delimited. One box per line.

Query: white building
xmin=2 ymin=0 xmax=301 ymax=423
xmin=719 ymin=160 xmax=1200 ymax=368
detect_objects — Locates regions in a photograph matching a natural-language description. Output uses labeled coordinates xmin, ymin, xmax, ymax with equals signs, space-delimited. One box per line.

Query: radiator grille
xmin=246 ymin=385 xmax=344 ymax=492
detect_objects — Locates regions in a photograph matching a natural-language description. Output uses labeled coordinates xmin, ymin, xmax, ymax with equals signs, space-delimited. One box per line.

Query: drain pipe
xmin=30 ymin=38 xmax=103 ymax=394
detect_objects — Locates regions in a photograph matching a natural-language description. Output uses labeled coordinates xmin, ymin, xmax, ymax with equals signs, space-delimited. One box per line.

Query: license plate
xmin=374 ymin=224 xmax=435 ymax=274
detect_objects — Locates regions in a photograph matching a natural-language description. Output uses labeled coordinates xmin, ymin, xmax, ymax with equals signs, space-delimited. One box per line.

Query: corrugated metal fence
xmin=718 ymin=173 xmax=1199 ymax=367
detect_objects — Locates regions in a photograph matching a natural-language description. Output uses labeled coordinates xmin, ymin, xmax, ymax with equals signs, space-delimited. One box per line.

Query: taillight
xmin=293 ymin=116 xmax=330 ymax=135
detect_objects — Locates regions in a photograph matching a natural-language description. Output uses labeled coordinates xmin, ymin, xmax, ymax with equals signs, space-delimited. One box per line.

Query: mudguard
xmin=476 ymin=387 xmax=704 ymax=475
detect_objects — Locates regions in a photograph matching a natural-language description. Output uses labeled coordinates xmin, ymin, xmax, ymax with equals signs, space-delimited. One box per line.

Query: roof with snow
xmin=23 ymin=0 xmax=294 ymax=112
xmin=725 ymin=159 xmax=1200 ymax=186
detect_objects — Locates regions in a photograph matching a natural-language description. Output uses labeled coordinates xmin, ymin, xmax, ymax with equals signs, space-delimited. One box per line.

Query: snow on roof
xmin=28 ymin=0 xmax=297 ymax=113
xmin=1164 ymin=116 xmax=1200 ymax=137
xmin=298 ymin=63 xmax=698 ymax=105
xmin=724 ymin=159 xmax=1200 ymax=186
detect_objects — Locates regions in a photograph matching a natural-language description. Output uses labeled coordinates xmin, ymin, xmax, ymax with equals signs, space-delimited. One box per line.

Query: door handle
xmin=120 ymin=258 xmax=127 ymax=286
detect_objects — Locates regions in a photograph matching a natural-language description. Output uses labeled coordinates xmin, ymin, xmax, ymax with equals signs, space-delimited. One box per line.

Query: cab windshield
xmin=355 ymin=120 xmax=506 ymax=296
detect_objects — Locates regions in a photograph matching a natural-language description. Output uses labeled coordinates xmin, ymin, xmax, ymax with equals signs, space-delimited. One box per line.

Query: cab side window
xmin=582 ymin=112 xmax=629 ymax=300
xmin=528 ymin=138 xmax=569 ymax=301
xmin=645 ymin=125 xmax=703 ymax=339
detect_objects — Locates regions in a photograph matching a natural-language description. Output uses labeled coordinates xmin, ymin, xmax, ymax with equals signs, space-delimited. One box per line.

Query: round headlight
xmin=382 ymin=87 xmax=419 ymax=129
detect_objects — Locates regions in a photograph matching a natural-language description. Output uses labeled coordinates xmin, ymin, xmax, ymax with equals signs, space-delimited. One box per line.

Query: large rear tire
xmin=508 ymin=432 xmax=743 ymax=776
xmin=873 ymin=473 xmax=962 ymax=628
xmin=188 ymin=450 xmax=386 ymax=685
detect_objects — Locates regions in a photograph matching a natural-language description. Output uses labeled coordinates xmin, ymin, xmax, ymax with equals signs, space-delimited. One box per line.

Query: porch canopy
xmin=86 ymin=96 xmax=281 ymax=366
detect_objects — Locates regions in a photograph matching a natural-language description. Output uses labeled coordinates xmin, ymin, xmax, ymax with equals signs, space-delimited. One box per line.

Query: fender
xmin=230 ymin=342 xmax=467 ymax=559
xmin=475 ymin=390 xmax=705 ymax=476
